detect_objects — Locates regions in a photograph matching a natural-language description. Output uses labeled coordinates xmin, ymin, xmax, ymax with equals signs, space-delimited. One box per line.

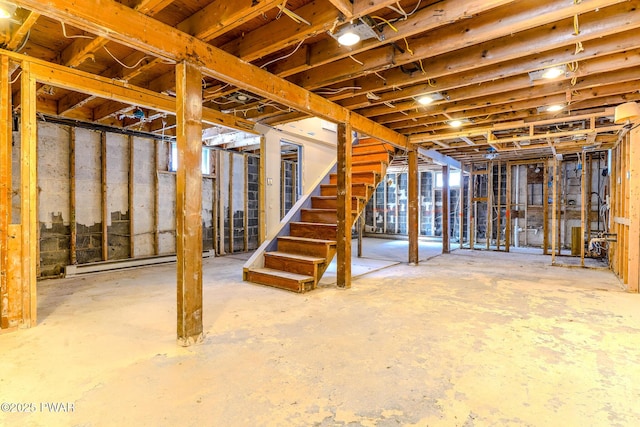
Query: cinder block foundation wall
xmin=13 ymin=120 xmax=259 ymax=278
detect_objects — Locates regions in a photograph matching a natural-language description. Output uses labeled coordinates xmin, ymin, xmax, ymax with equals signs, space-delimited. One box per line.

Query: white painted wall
xmin=37 ymin=122 xmax=70 ymax=228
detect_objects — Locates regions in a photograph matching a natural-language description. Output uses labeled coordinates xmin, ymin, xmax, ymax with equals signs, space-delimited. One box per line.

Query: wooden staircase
xmin=243 ymin=140 xmax=396 ymax=292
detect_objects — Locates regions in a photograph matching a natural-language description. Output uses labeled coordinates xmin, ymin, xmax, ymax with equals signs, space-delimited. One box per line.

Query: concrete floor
xmin=1 ymin=239 xmax=639 ymax=426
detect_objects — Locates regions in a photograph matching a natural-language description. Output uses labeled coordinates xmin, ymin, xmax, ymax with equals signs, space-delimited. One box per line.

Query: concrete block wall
xmin=21 ymin=121 xmax=260 ymax=278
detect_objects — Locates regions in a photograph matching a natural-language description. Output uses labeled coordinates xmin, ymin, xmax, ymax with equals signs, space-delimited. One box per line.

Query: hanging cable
xmin=260 ymin=37 xmax=307 ymax=69
xmin=9 ymin=70 xmax=22 ymax=84
xmin=403 ymin=38 xmax=414 ymax=56
xmin=61 ymin=22 xmax=94 ymax=39
xmin=575 ymin=41 xmax=584 ymax=54
xmin=573 ymin=15 xmax=581 ymax=35
xmin=348 ymin=55 xmax=364 ymax=65
xmin=103 ymin=46 xmax=149 ymax=69
xmin=371 ymin=16 xmax=399 ymax=32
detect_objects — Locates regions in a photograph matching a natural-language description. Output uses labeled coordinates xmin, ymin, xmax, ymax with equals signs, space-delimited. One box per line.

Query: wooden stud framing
xmin=442 ymin=165 xmax=450 ymax=254
xmin=496 ymin=161 xmax=502 ymax=251
xmin=101 ymin=131 xmax=108 ymax=261
xmin=486 ymin=162 xmax=493 ymax=250
xmin=336 ymin=122 xmax=352 ymax=289
xmin=20 ymin=61 xmax=37 ymax=326
xmin=244 ymin=154 xmax=249 ymax=252
xmin=175 ymin=61 xmax=203 ymax=346
xmin=408 ymin=149 xmax=418 ymax=264
xmin=228 ymin=152 xmax=234 ymax=254
xmin=128 ymin=135 xmax=135 ymax=258
xmin=628 ymin=126 xmax=640 ymax=292
xmin=467 ymin=163 xmax=474 ymax=250
xmin=153 ymin=139 xmax=159 ymax=255
xmin=0 ymin=55 xmax=11 ymax=328
xmin=586 ymin=153 xmax=593 ymax=250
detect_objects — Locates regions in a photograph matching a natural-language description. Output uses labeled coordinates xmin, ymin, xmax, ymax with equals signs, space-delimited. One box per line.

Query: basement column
xmin=336 ymin=122 xmax=352 ymax=288
xmin=408 ymin=149 xmax=419 ymax=264
xmin=175 ymin=61 xmax=203 ymax=345
xmin=442 ymin=165 xmax=450 ymax=254
xmin=0 ymin=56 xmax=11 ymax=328
xmin=628 ymin=125 xmax=640 ymax=292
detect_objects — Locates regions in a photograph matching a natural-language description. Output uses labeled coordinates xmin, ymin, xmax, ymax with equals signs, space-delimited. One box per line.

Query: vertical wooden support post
xmin=175 ymin=61 xmax=203 ymax=346
xmin=217 ymin=151 xmax=225 ymax=255
xmin=442 ymin=165 xmax=450 ymax=254
xmin=336 ymin=122 xmax=352 ymax=289
xmin=244 ymin=154 xmax=249 ymax=252
xmin=101 ymin=132 xmax=108 ymax=261
xmin=0 ymin=56 xmax=12 ymax=328
xmin=212 ymin=175 xmax=218 ymax=255
xmin=496 ymin=161 xmax=502 ymax=251
xmin=628 ymin=126 xmax=640 ymax=292
xmin=557 ymin=162 xmax=562 ymax=256
xmin=486 ymin=162 xmax=492 ymax=250
xmin=543 ymin=161 xmax=549 ymax=255
xmin=357 ymin=214 xmax=364 ymax=257
xmin=69 ymin=129 xmax=77 ymax=265
xmin=153 ymin=140 xmax=159 ymax=255
xmin=458 ymin=168 xmax=464 ymax=250
xmin=586 ymin=153 xmax=593 ymax=251
xmin=467 ymin=163 xmax=474 ymax=250
xmin=20 ymin=61 xmax=37 ymax=326
xmin=228 ymin=152 xmax=234 ymax=254
xmin=505 ymin=162 xmax=512 ymax=252
xmin=128 ymin=135 xmax=135 ymax=258
xmin=581 ymin=151 xmax=586 ymax=267
xmin=408 ymin=149 xmax=419 ymax=264
xmin=551 ymin=157 xmax=558 ymax=265
xmin=258 ymin=136 xmax=266 ymax=244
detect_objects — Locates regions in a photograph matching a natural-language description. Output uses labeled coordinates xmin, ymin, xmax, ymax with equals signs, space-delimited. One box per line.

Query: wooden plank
xmin=228 ymin=152 xmax=234 ymax=254
xmin=496 ymin=161 xmax=502 ymax=251
xmin=4 ymin=225 xmax=22 ymax=329
xmin=442 ymin=165 xmax=450 ymax=254
xmin=505 ymin=162 xmax=512 ymax=252
xmin=175 ymin=61 xmax=203 ymax=346
xmin=327 ymin=0 xmax=353 ymax=17
xmin=408 ymin=149 xmax=418 ymax=264
xmin=486 ymin=162 xmax=492 ymax=250
xmin=467 ymin=163 xmax=474 ymax=250
xmin=20 ymin=61 xmax=37 ymax=326
xmin=0 ymin=55 xmax=11 ymax=329
xmin=11 ymin=0 xmax=407 ymax=149
xmin=69 ymin=128 xmax=77 ymax=265
xmin=336 ymin=122 xmax=352 ymax=289
xmin=101 ymin=132 xmax=108 ymax=261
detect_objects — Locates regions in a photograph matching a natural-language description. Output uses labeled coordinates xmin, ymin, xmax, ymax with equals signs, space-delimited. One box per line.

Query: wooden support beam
xmin=20 ymin=61 xmax=38 ymax=326
xmin=336 ymin=122 xmax=352 ymax=289
xmin=496 ymin=161 xmax=502 ymax=251
xmin=128 ymin=135 xmax=135 ymax=258
xmin=543 ymin=161 xmax=549 ymax=255
xmin=0 ymin=56 xmax=11 ymax=329
xmin=486 ymin=162 xmax=493 ymax=250
xmin=442 ymin=165 xmax=450 ymax=254
xmin=101 ymin=132 xmax=108 ymax=261
xmin=175 ymin=61 xmax=203 ymax=346
xmin=468 ymin=163 xmax=474 ymax=250
xmin=408 ymin=149 xmax=418 ymax=264
xmin=153 ymin=139 xmax=159 ymax=255
xmin=628 ymin=126 xmax=640 ymax=292
xmin=327 ymin=0 xmax=353 ymax=17
xmin=229 ymin=152 xmax=234 ymax=254
xmin=581 ymin=151 xmax=587 ymax=267
xmin=11 ymin=0 xmax=407 ymax=148
xmin=244 ymin=154 xmax=249 ymax=252
xmin=69 ymin=128 xmax=77 ymax=265
xmin=551 ymin=157 xmax=558 ymax=265
xmin=505 ymin=162 xmax=512 ymax=252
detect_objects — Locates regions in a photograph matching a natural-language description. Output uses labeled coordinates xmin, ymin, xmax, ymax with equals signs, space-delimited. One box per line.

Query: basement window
xmin=435 ymin=171 xmax=461 ymax=188
xmin=169 ymin=142 xmax=211 ymax=175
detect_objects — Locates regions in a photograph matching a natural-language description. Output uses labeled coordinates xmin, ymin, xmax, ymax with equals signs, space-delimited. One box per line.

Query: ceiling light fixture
xmin=528 ymin=65 xmax=568 ymax=82
xmin=329 ymin=18 xmax=383 ymax=47
xmin=415 ymin=92 xmax=444 ymax=106
xmin=449 ymin=119 xmax=463 ymax=128
xmin=0 ymin=1 xmax=16 ymax=19
xmin=546 ymin=104 xmax=565 ymax=112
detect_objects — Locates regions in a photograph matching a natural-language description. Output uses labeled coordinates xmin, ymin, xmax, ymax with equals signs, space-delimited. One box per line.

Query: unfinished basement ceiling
xmin=2 ymin=0 xmax=639 ymax=161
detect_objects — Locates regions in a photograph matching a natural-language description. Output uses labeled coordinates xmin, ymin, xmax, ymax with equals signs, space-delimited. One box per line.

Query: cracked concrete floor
xmin=1 ymin=242 xmax=639 ymax=426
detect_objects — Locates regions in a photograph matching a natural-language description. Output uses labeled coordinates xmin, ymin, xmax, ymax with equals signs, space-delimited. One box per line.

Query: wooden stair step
xmin=301 ymin=208 xmax=357 ymax=223
xmin=352 ymin=141 xmax=396 ymax=155
xmin=351 ymin=160 xmax=388 ymax=174
xmin=311 ymin=196 xmax=362 ymax=210
xmin=264 ymin=251 xmax=325 ymax=277
xmin=329 ymin=170 xmax=379 ymax=185
xmin=290 ymin=221 xmax=338 ymax=240
xmin=245 ymin=267 xmax=314 ymax=293
xmin=320 ymin=183 xmax=373 ymax=198
xmin=277 ymin=235 xmax=336 ymax=258
xmin=352 ymin=151 xmax=392 ymax=163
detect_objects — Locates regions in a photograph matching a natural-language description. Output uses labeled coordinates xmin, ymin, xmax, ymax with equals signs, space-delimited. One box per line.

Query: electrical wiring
xmin=403 ymin=38 xmax=413 ymax=56
xmin=61 ymin=22 xmax=93 ymax=39
xmin=260 ymin=37 xmax=307 ymax=69
xmin=14 ymin=29 xmax=30 ymax=53
xmin=371 ymin=16 xmax=398 ymax=32
xmin=348 ymin=55 xmax=364 ymax=65
xmin=103 ymin=45 xmax=149 ymax=69
xmin=9 ymin=70 xmax=22 ymax=84
xmin=314 ymin=86 xmax=362 ymax=95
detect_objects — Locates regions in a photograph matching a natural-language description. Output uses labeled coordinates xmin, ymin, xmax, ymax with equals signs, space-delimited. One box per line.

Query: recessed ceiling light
xmin=449 ymin=119 xmax=463 ymax=128
xmin=541 ymin=67 xmax=565 ymax=79
xmin=0 ymin=1 xmax=16 ymax=19
xmin=415 ymin=92 xmax=444 ymax=106
xmin=337 ymin=31 xmax=360 ymax=46
xmin=236 ymin=94 xmax=249 ymax=102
